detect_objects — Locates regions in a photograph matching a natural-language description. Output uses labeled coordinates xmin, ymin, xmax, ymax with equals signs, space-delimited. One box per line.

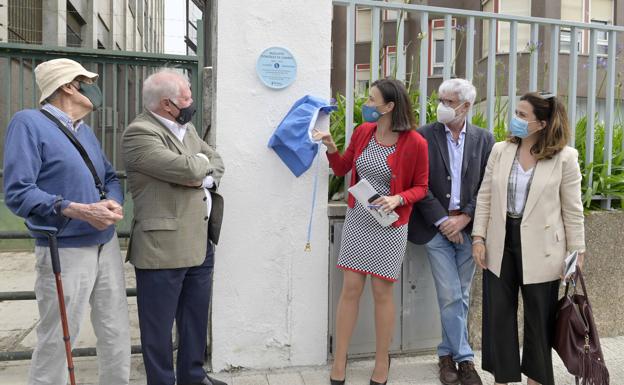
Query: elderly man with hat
xmin=3 ymin=58 xmax=130 ymax=385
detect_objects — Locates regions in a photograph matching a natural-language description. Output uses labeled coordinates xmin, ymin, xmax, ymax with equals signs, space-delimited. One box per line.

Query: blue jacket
xmin=3 ymin=109 xmax=123 ymax=247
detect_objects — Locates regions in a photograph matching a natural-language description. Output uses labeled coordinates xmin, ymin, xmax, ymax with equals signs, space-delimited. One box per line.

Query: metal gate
xmin=0 ymin=21 xmax=206 ymax=361
xmin=328 ymin=211 xmax=441 ymax=357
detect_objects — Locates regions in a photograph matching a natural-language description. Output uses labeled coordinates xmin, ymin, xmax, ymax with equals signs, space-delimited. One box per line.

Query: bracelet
xmin=398 ymin=195 xmax=405 ymax=206
xmin=472 ymin=239 xmax=485 ymax=245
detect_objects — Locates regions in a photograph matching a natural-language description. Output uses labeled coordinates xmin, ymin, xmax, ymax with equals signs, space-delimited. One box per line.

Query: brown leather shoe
xmin=438 ymin=355 xmax=459 ymax=385
xmin=458 ymin=361 xmax=482 ymax=385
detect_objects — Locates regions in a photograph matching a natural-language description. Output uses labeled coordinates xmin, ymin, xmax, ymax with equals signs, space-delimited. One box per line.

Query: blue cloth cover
xmin=268 ymin=95 xmax=336 ymax=177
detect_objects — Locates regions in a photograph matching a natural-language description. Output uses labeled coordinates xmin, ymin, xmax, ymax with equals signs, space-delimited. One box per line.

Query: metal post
xmin=443 ymin=14 xmax=452 ymax=81
xmin=508 ymin=21 xmax=518 ymax=125
xmin=419 ymin=11 xmax=429 ymax=127
xmin=345 ymin=2 xmax=356 ymax=145
xmin=371 ymin=4 xmax=381 ymax=82
xmin=548 ymin=25 xmax=560 ymax=94
xmin=568 ymin=27 xmax=579 ymax=145
xmin=586 ymin=29 xmax=598 ymax=189
xmin=529 ymin=23 xmax=539 ymax=92
xmin=396 ymin=8 xmax=406 ymax=81
xmin=486 ymin=18 xmax=496 ymax=133
xmin=601 ymin=30 xmax=617 ymax=210
xmin=465 ymin=16 xmax=475 ymax=122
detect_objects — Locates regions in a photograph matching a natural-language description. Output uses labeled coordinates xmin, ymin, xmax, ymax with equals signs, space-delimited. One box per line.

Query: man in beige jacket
xmin=122 ymin=69 xmax=225 ymax=385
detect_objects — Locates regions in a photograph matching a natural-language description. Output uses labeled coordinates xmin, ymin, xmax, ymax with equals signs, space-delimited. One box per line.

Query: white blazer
xmin=472 ymin=141 xmax=585 ymax=284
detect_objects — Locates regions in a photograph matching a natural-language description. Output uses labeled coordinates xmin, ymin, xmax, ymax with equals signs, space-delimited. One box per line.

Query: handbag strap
xmin=40 ymin=109 xmax=107 ymax=200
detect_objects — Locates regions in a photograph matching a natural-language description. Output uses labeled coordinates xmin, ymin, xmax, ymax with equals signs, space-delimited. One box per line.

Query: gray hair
xmin=142 ymin=68 xmax=191 ymax=110
xmin=438 ymin=78 xmax=476 ymax=106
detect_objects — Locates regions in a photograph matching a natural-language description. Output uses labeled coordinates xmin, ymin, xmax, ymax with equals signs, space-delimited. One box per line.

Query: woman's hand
xmin=472 ymin=237 xmax=487 ymax=270
xmin=312 ymin=129 xmax=338 ymax=153
xmin=371 ymin=195 xmax=402 ymax=213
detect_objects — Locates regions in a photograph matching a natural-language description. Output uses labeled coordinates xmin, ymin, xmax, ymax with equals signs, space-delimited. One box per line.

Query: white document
xmin=562 ymin=250 xmax=578 ymax=284
xmin=348 ymin=178 xmax=399 ymax=227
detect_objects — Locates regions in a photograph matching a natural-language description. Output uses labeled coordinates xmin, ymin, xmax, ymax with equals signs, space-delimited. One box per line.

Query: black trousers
xmin=482 ymin=216 xmax=560 ymax=385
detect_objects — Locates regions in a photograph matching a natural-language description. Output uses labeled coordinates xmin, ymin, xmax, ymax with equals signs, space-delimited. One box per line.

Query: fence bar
xmin=443 ymin=14 xmax=452 ymax=81
xmin=548 ymin=25 xmax=560 ymax=94
xmin=396 ymin=9 xmax=406 ymax=81
xmin=31 ymin=58 xmax=37 ymax=107
xmin=486 ymin=18 xmax=496 ymax=133
xmin=465 ymin=16 xmax=475 ymax=122
xmin=345 ymin=1 xmax=356 ymax=146
xmin=135 ymin=66 xmax=140 ymax=116
xmin=419 ymin=11 xmax=429 ymax=127
xmin=586 ymin=29 xmax=598 ymax=189
xmin=371 ymin=5 xmax=381 ymax=82
xmin=124 ymin=64 xmax=129 ymax=151
xmin=6 ymin=57 xmax=11 ymax=129
xmin=19 ymin=58 xmax=24 ymax=110
xmin=529 ymin=23 xmax=539 ymax=92
xmin=331 ymin=0 xmax=624 ymax=33
xmin=601 ymin=31 xmax=617 ymax=210
xmin=568 ymin=27 xmax=579 ymax=146
xmin=508 ymin=21 xmax=518 ymax=125
xmin=197 ymin=19 xmax=205 ymax=134
xmin=101 ymin=62 xmax=107 ymax=153
xmin=0 ymin=287 xmax=136 ymax=302
xmin=0 ymin=345 xmax=143 ymax=362
xmin=112 ymin=65 xmax=118 ymax=168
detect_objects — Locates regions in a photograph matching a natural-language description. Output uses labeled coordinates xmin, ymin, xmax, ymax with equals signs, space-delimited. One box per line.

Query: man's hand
xmin=102 ymin=199 xmax=123 ymax=216
xmin=447 ymin=232 xmax=464 ymax=244
xmin=439 ymin=214 xmax=471 ymax=238
xmin=62 ymin=201 xmax=123 ymax=230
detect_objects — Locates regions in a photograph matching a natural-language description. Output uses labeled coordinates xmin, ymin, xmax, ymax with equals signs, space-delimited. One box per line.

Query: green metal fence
xmin=0 ymin=21 xmax=205 ymax=246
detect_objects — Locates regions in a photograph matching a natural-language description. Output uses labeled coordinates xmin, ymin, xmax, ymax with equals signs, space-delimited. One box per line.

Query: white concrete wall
xmin=212 ymin=0 xmax=333 ymax=372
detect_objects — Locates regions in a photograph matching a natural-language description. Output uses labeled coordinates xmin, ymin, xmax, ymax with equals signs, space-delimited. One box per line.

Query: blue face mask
xmin=510 ymin=116 xmax=536 ymax=138
xmin=362 ymin=104 xmax=383 ymax=122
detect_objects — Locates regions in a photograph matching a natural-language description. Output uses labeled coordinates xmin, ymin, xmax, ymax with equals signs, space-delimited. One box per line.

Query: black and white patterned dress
xmin=337 ymin=136 xmax=408 ymax=282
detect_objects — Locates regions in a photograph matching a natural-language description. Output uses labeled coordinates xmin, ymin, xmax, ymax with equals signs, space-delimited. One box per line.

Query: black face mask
xmin=77 ymin=82 xmax=103 ymax=110
xmin=168 ymin=99 xmax=196 ymax=125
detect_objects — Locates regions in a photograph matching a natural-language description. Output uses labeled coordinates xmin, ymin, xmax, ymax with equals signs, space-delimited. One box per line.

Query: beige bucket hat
xmin=34 ymin=58 xmax=99 ymax=104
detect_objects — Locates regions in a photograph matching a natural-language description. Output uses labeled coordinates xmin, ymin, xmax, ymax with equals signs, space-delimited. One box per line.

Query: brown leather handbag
xmin=554 ymin=268 xmax=609 ymax=385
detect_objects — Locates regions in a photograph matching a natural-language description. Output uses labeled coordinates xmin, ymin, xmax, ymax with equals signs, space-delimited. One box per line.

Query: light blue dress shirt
xmin=434 ymin=121 xmax=466 ymax=227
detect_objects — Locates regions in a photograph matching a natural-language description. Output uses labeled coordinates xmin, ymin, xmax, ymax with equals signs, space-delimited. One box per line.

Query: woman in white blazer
xmin=471 ymin=92 xmax=585 ymax=385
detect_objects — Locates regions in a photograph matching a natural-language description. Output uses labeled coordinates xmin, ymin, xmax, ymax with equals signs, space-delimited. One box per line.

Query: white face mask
xmin=437 ymin=102 xmax=464 ymax=124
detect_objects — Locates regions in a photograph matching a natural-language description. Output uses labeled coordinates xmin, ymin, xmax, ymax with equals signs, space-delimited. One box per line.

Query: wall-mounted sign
xmin=256 ymin=46 xmax=297 ymax=89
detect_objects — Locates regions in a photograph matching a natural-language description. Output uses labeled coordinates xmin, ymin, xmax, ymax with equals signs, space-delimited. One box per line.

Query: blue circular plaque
xmin=256 ymin=46 xmax=297 ymax=89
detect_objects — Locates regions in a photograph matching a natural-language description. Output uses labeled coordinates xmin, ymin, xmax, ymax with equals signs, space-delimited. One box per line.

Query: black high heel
xmin=330 ymin=359 xmax=347 ymax=385
xmin=369 ymin=354 xmax=391 ymax=385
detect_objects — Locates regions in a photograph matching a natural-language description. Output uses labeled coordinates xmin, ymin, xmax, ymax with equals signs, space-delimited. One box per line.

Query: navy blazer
xmin=408 ymin=121 xmax=495 ymax=245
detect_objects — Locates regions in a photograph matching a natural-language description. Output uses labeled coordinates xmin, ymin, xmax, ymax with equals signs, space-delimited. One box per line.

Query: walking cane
xmin=25 ymin=220 xmax=77 ymax=385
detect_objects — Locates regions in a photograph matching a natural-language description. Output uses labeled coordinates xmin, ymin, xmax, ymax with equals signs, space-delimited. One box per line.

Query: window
xmin=591 ymin=20 xmax=609 ymax=56
xmin=355 ymin=64 xmax=370 ymax=96
xmin=430 ymin=19 xmax=455 ymax=77
xmin=66 ymin=1 xmax=85 ymax=48
xmin=356 ymin=8 xmax=372 ymax=43
xmin=384 ymin=46 xmax=397 ymax=77
xmin=560 ymin=28 xmax=582 ymax=53
xmin=482 ymin=0 xmax=531 ymax=56
xmin=383 ymin=0 xmax=405 ymax=21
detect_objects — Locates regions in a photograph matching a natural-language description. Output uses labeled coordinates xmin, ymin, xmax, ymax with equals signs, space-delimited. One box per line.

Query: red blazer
xmin=326 ymin=122 xmax=429 ymax=226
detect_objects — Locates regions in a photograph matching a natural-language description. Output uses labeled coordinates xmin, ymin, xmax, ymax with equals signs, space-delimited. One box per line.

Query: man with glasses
xmin=3 ymin=58 xmax=130 ymax=385
xmin=408 ymin=78 xmax=494 ymax=385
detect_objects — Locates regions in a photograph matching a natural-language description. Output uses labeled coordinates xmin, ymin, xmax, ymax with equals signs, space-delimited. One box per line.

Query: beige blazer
xmin=122 ymin=110 xmax=225 ymax=269
xmin=472 ymin=141 xmax=585 ymax=284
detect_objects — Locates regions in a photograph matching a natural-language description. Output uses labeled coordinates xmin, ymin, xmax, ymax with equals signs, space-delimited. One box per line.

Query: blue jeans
xmin=425 ymin=231 xmax=476 ymax=363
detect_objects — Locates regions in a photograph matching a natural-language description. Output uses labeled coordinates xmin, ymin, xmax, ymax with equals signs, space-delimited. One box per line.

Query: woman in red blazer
xmin=315 ymin=78 xmax=428 ymax=385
